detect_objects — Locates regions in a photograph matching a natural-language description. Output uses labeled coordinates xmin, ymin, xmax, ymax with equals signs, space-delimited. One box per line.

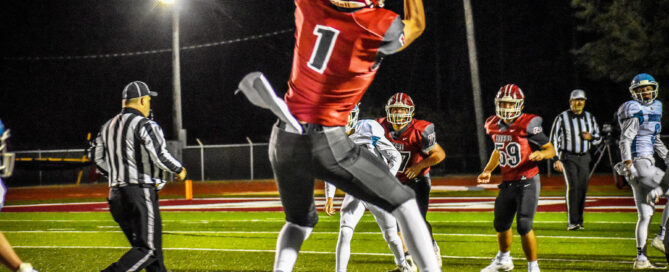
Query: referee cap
xmin=569 ymin=89 xmax=586 ymax=100
xmin=122 ymin=81 xmax=158 ymax=100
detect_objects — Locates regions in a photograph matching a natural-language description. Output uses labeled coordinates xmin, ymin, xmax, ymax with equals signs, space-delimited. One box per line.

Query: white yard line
xmin=11 ymin=245 xmax=636 ymax=264
xmin=1 ymin=230 xmax=636 ymax=240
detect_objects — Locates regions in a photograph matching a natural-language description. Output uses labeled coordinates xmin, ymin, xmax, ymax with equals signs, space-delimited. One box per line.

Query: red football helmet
xmin=495 ymin=84 xmax=525 ymax=120
xmin=385 ymin=92 xmax=415 ymax=125
xmin=329 ymin=0 xmax=384 ymax=9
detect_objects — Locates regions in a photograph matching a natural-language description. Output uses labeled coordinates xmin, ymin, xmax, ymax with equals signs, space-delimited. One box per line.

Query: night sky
xmin=0 ymin=0 xmax=641 ymax=164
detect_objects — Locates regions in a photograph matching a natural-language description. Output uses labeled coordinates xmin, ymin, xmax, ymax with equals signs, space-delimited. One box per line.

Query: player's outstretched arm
xmin=478 ymin=149 xmax=500 ymax=184
xmin=397 ymin=0 xmax=425 ymax=52
xmin=529 ymin=142 xmax=556 ymax=162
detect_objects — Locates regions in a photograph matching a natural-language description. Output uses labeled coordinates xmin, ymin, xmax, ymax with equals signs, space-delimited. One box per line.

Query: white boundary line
xmin=11 ymin=245 xmax=636 ymax=264
xmin=0 ymin=218 xmax=642 ymax=224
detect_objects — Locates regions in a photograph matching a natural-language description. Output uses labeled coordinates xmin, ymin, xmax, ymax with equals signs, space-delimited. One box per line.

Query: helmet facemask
xmin=630 ymin=84 xmax=658 ymax=105
xmin=386 ymin=104 xmax=414 ymax=125
xmin=495 ymin=97 xmax=523 ymax=121
xmin=329 ymin=0 xmax=384 ymax=9
xmin=346 ymin=105 xmax=360 ymax=133
xmin=0 ymin=130 xmax=15 ymax=178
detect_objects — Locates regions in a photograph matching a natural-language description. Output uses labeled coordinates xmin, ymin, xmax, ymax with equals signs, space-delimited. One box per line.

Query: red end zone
xmin=2 ymin=196 xmax=655 ymax=213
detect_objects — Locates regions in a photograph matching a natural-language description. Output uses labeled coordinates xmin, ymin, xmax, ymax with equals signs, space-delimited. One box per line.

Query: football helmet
xmin=0 ymin=120 xmax=15 ymax=178
xmin=495 ymin=84 xmax=525 ymax=120
xmin=385 ymin=92 xmax=415 ymax=126
xmin=346 ymin=104 xmax=360 ymax=133
xmin=629 ymin=73 xmax=658 ymax=104
xmin=329 ymin=0 xmax=384 ymax=9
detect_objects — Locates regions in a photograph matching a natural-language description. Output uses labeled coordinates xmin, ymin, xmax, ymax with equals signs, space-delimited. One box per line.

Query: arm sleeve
xmin=378 ymin=17 xmax=405 ymax=56
xmin=324 ymin=182 xmax=336 ymax=199
xmin=526 ymin=116 xmax=550 ymax=147
xmin=549 ymin=114 xmax=562 ymax=158
xmin=618 ymin=118 xmax=639 ymax=162
xmin=590 ymin=113 xmax=602 ymax=146
xmin=93 ymin=130 xmax=109 ymax=176
xmin=376 ymin=134 xmax=402 ymax=174
xmin=139 ymin=121 xmax=183 ymax=173
xmin=654 ymin=135 xmax=668 ymax=161
xmin=420 ymin=123 xmax=437 ymax=154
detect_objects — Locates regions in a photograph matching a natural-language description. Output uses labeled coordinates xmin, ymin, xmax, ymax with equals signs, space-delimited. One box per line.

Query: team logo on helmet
xmin=346 ymin=103 xmax=360 ymax=133
xmin=386 ymin=92 xmax=415 ymax=126
xmin=629 ymin=73 xmax=659 ymax=105
xmin=329 ymin=0 xmax=384 ymax=9
xmin=495 ymin=84 xmax=525 ymax=120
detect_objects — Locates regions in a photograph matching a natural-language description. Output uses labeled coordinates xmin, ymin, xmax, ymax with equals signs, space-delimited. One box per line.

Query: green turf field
xmin=0 ymin=211 xmax=665 ymax=271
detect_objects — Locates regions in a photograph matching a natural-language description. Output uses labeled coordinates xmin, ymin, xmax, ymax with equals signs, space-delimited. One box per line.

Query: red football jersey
xmin=285 ymin=0 xmax=404 ymax=126
xmin=484 ymin=113 xmax=544 ymax=181
xmin=377 ymin=118 xmax=436 ymax=183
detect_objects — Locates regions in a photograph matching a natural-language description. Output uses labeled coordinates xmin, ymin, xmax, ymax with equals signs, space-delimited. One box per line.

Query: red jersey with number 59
xmin=377 ymin=118 xmax=437 ymax=183
xmin=485 ymin=113 xmax=542 ymax=181
xmin=285 ymin=0 xmax=405 ymax=126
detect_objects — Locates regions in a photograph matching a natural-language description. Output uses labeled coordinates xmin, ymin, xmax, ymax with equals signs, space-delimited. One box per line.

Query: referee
xmin=549 ymin=89 xmax=601 ymax=231
xmin=94 ymin=81 xmax=186 ymax=272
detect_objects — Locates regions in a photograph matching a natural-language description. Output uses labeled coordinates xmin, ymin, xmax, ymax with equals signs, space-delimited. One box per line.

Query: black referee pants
xmin=405 ymin=175 xmax=433 ymax=237
xmin=103 ymin=185 xmax=165 ymax=272
xmin=560 ymin=152 xmax=591 ymax=226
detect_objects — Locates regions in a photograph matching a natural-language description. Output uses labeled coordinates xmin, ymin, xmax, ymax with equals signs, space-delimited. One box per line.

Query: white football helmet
xmin=495 ymin=84 xmax=525 ymax=120
xmin=0 ymin=121 xmax=15 ymax=178
xmin=346 ymin=104 xmax=360 ymax=133
xmin=385 ymin=92 xmax=415 ymax=126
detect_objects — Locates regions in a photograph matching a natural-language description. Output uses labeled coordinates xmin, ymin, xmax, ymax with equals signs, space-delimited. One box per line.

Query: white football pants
xmin=630 ymin=158 xmax=665 ymax=251
xmin=336 ymin=193 xmax=405 ymax=272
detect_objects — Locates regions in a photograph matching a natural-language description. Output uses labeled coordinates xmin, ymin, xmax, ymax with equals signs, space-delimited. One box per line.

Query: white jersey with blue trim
xmin=617 ymin=100 xmax=663 ymax=159
xmin=324 ymin=119 xmax=401 ymax=198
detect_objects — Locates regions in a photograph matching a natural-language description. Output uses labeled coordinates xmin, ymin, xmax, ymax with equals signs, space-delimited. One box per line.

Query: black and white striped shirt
xmin=549 ymin=110 xmax=602 ymax=157
xmin=93 ymin=108 xmax=183 ymax=187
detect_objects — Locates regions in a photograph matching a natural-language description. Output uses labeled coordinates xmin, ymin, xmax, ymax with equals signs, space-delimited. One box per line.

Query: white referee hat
xmin=569 ymin=89 xmax=586 ymax=100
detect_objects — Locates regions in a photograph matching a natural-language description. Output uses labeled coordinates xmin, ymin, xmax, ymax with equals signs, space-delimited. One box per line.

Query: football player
xmin=0 ymin=120 xmax=38 ymax=272
xmin=323 ymin=105 xmax=414 ymax=272
xmin=235 ymin=0 xmax=440 ymax=271
xmin=376 ymin=92 xmax=446 ymax=267
xmin=614 ymin=73 xmax=669 ymax=269
xmin=478 ymin=84 xmax=555 ymax=272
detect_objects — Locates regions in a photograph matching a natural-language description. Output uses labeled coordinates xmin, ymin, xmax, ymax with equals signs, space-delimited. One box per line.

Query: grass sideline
xmin=0 ymin=211 xmax=664 ymax=271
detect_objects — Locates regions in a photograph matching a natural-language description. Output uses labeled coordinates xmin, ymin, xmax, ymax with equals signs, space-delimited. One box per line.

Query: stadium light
xmin=160 ymin=0 xmax=186 ymax=147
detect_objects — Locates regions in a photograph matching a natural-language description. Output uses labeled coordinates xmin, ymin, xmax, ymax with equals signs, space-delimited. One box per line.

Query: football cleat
xmin=567 ymin=224 xmax=582 ymax=231
xmin=387 ymin=260 xmax=413 ymax=272
xmin=651 ymin=235 xmax=666 ymax=254
xmin=481 ymin=256 xmax=514 ymax=272
xmin=18 ymin=263 xmax=38 ymax=272
xmin=633 ymin=258 xmax=665 ymax=269
xmin=404 ymin=254 xmax=418 ymax=272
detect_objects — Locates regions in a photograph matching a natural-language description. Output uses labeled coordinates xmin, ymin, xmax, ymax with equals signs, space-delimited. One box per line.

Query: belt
xmin=111 ymin=183 xmax=156 ymax=189
xmin=561 ymin=150 xmax=588 ymax=156
xmin=277 ymin=120 xmax=324 ymax=134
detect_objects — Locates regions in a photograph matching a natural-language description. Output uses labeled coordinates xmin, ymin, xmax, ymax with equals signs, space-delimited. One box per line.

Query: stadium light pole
xmin=159 ymin=0 xmax=186 ymax=146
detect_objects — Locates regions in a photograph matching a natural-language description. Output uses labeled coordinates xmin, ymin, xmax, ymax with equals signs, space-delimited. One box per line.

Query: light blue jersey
xmin=617 ymin=100 xmax=663 ymax=159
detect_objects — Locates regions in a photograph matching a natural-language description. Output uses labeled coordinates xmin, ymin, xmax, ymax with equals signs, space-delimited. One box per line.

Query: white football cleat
xmin=18 ymin=263 xmax=38 ymax=272
xmin=651 ymin=235 xmax=666 ymax=254
xmin=481 ymin=256 xmax=514 ymax=272
xmin=633 ymin=258 xmax=665 ymax=269
xmin=404 ymin=255 xmax=418 ymax=272
xmin=387 ymin=261 xmax=413 ymax=272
